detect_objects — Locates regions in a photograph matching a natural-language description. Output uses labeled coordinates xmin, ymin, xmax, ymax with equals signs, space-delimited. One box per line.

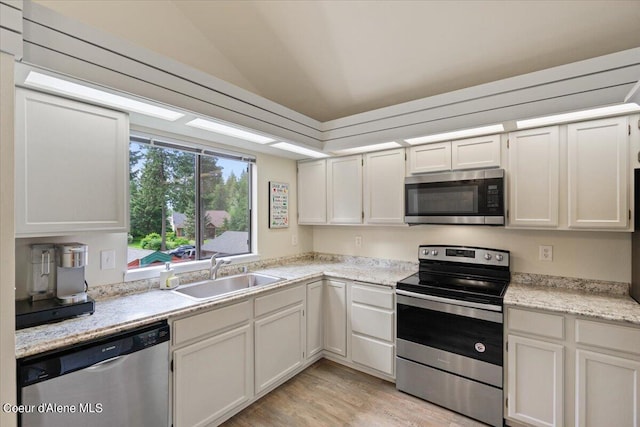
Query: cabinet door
xmin=567 ymin=117 xmax=629 ymax=229
xmin=451 ymin=134 xmax=501 ymax=170
xmin=575 ymin=349 xmax=639 ymax=427
xmin=508 ymin=127 xmax=560 ymax=227
xmin=324 ymin=280 xmax=347 ymax=357
xmin=406 ymin=142 xmax=451 ymax=174
xmin=327 ymin=155 xmax=362 ymax=223
xmin=507 ymin=335 xmax=564 ymax=427
xmin=173 ymin=324 xmax=252 ymax=427
xmin=297 ymin=160 xmax=326 ymax=224
xmin=306 ymin=280 xmax=324 ymax=358
xmin=15 ymin=88 xmax=129 ymax=236
xmin=364 ymin=149 xmax=405 ymax=224
xmin=254 ymin=304 xmax=304 ymax=394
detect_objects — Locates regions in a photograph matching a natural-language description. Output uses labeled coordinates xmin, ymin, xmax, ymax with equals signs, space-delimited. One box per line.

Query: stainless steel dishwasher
xmin=18 ymin=321 xmax=170 ymax=427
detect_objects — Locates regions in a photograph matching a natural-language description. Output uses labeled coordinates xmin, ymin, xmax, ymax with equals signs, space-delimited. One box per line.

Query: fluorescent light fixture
xmin=516 ymin=103 xmax=640 ymax=129
xmin=186 ymin=118 xmax=275 ymax=144
xmin=271 ymin=142 xmax=329 ymax=158
xmin=333 ymin=141 xmax=402 ymax=154
xmin=405 ymin=124 xmax=505 ymax=145
xmin=24 ymin=71 xmax=184 ymax=121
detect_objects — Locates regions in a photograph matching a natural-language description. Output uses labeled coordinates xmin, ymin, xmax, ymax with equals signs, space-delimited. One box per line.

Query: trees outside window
xmin=128 ymin=137 xmax=251 ymax=269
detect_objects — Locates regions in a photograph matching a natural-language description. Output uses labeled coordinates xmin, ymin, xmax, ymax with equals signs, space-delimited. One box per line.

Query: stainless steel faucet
xmin=210 ymin=254 xmax=231 ymax=280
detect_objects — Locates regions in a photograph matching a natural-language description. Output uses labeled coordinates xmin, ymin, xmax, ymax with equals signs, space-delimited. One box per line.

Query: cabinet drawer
xmin=508 ymin=308 xmax=564 ymax=340
xmin=575 ymin=319 xmax=640 ymax=355
xmin=351 ymin=284 xmax=394 ymax=309
xmin=351 ymin=304 xmax=394 ymax=342
xmin=255 ymin=285 xmax=304 ymax=318
xmin=173 ymin=301 xmax=250 ymax=346
xmin=351 ymin=334 xmax=394 ymax=376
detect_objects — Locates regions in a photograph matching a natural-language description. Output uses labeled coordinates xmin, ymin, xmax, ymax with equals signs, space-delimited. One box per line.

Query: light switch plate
xmin=101 ymin=249 xmax=116 ymax=270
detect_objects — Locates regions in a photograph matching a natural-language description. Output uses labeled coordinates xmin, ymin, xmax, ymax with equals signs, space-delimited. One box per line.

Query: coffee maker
xmin=16 ymin=243 xmax=95 ymax=329
xmin=56 ymin=243 xmax=89 ymax=304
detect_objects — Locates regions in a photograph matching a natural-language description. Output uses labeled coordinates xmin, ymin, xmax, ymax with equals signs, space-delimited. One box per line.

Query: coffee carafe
xmin=56 ymin=243 xmax=88 ymax=304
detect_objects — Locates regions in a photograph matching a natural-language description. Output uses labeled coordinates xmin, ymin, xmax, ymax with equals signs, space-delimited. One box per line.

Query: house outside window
xmin=127 ymin=135 xmax=253 ymax=269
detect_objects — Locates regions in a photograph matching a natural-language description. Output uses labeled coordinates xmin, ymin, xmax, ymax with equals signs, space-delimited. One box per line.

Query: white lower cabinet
xmin=254 ymin=304 xmax=305 ymax=394
xmin=172 ymin=301 xmax=253 ymax=427
xmin=507 ymin=334 xmax=564 ymax=427
xmin=350 ymin=283 xmax=395 ymax=376
xmin=254 ymin=285 xmax=305 ymax=394
xmin=324 ymin=279 xmax=347 ymax=357
xmin=171 ymin=279 xmax=398 ymax=426
xmin=506 ymin=307 xmax=640 ymax=427
xmin=576 ymin=349 xmax=640 ymax=427
xmin=306 ymin=280 xmax=324 ymax=358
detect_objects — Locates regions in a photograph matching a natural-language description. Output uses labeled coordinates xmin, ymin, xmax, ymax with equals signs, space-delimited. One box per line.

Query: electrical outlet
xmin=291 ymin=234 xmax=298 ymax=246
xmin=101 ymin=250 xmax=116 ymax=270
xmin=539 ymin=245 xmax=553 ymax=262
xmin=355 ymin=236 xmax=362 ymax=248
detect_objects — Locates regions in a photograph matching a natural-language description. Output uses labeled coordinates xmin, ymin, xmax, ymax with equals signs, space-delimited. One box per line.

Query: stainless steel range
xmin=396 ymin=245 xmax=510 ymax=427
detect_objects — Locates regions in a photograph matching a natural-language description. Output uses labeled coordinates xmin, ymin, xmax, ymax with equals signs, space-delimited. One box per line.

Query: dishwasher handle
xmin=86 ymin=354 xmax=129 ymax=371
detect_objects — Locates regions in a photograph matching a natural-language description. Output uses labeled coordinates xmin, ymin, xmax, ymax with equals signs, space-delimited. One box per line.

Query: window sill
xmin=123 ymin=253 xmax=261 ymax=282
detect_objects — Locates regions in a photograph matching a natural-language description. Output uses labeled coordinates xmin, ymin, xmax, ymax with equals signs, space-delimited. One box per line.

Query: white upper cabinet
xmin=508 ymin=127 xmax=560 ymax=227
xmin=15 ymin=88 xmax=129 ymax=236
xmin=297 ymin=159 xmax=327 ymax=224
xmin=407 ymin=134 xmax=501 ymax=174
xmin=451 ymin=134 xmax=501 ymax=170
xmin=363 ymin=148 xmax=405 ymax=224
xmin=406 ymin=142 xmax=451 ymax=174
xmin=567 ymin=116 xmax=629 ymax=229
xmin=327 ymin=155 xmax=363 ymax=224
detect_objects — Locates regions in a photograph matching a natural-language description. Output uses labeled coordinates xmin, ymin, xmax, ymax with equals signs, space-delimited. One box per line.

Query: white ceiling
xmin=33 ymin=0 xmax=640 ymax=122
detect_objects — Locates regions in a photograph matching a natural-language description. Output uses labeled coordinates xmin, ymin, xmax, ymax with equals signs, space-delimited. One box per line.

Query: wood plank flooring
xmin=222 ymin=359 xmax=485 ymax=427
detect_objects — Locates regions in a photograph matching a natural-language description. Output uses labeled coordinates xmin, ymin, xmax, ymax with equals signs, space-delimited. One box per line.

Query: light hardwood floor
xmin=222 ymin=359 xmax=486 ymax=427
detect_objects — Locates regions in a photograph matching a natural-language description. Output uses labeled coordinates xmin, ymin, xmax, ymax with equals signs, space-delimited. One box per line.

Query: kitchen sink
xmin=173 ymin=273 xmax=283 ymax=300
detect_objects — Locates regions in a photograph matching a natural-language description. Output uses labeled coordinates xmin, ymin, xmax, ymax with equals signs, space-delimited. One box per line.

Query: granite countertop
xmin=505 ymin=283 xmax=640 ymax=326
xmin=16 ymin=260 xmax=413 ymax=358
xmin=16 ymin=257 xmax=640 ymax=359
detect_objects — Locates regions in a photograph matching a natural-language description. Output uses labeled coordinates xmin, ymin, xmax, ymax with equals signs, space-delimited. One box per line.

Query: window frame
xmin=124 ymin=132 xmax=258 ymax=282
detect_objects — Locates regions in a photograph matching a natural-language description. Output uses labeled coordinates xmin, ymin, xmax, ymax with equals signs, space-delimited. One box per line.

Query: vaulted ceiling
xmin=33 ymin=0 xmax=640 ymax=122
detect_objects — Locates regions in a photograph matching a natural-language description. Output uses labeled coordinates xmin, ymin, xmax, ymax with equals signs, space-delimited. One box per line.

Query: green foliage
xmin=140 ymin=232 xmax=192 ymax=251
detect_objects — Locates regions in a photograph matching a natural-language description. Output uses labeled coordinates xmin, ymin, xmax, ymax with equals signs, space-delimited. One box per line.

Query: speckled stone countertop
xmin=505 ymin=273 xmax=640 ymax=326
xmin=16 ymin=259 xmax=414 ymax=358
xmin=16 ymin=256 xmax=640 ymax=358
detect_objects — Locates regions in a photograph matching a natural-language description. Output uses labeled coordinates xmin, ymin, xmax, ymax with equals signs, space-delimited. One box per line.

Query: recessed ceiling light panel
xmin=516 ymin=103 xmax=640 ymax=129
xmin=333 ymin=141 xmax=402 ymax=154
xmin=24 ymin=71 xmax=185 ymax=121
xmin=405 ymin=124 xmax=504 ymax=145
xmin=271 ymin=142 xmax=329 ymax=158
xmin=186 ymin=118 xmax=275 ymax=144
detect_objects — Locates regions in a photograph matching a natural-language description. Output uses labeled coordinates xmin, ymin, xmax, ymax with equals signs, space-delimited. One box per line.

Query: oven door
xmin=397 ymin=291 xmax=503 ymax=380
xmin=404 ymin=170 xmax=504 ymax=224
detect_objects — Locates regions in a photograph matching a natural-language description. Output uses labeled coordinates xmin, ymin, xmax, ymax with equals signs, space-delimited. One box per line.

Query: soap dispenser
xmin=159 ymin=262 xmax=179 ymax=290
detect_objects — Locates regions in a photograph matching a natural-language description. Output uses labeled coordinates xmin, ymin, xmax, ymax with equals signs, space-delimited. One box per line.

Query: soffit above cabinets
xmin=15 ymin=1 xmax=640 ymax=159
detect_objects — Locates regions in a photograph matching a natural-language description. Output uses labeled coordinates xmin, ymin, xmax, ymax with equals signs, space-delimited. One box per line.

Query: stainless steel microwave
xmin=404 ymin=169 xmax=505 ymax=225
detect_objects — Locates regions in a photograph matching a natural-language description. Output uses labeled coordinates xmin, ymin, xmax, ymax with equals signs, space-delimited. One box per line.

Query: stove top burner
xmin=397 ymin=245 xmax=511 ymax=307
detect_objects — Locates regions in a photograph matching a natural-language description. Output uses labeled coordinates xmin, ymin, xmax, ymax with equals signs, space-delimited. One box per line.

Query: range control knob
xmin=495 ymin=254 xmax=504 ymax=262
xmin=431 ymin=250 xmax=438 ymax=256
xmin=484 ymin=253 xmax=492 ymax=260
xmin=422 ymin=249 xmax=428 ymax=256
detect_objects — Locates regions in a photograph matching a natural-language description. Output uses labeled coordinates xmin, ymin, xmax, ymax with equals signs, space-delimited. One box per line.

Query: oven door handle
xmin=396 ymin=290 xmax=503 ymax=323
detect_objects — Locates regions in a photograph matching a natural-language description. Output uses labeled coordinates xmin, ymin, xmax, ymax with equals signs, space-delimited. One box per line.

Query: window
xmin=128 ymin=135 xmax=252 ymax=269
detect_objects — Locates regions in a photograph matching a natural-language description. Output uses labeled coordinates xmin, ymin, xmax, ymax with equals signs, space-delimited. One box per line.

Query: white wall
xmin=312 ymin=225 xmax=632 ymax=283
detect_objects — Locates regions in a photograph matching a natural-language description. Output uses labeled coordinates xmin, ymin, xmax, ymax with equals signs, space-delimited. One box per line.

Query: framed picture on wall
xmin=269 ymin=181 xmax=289 ymax=228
